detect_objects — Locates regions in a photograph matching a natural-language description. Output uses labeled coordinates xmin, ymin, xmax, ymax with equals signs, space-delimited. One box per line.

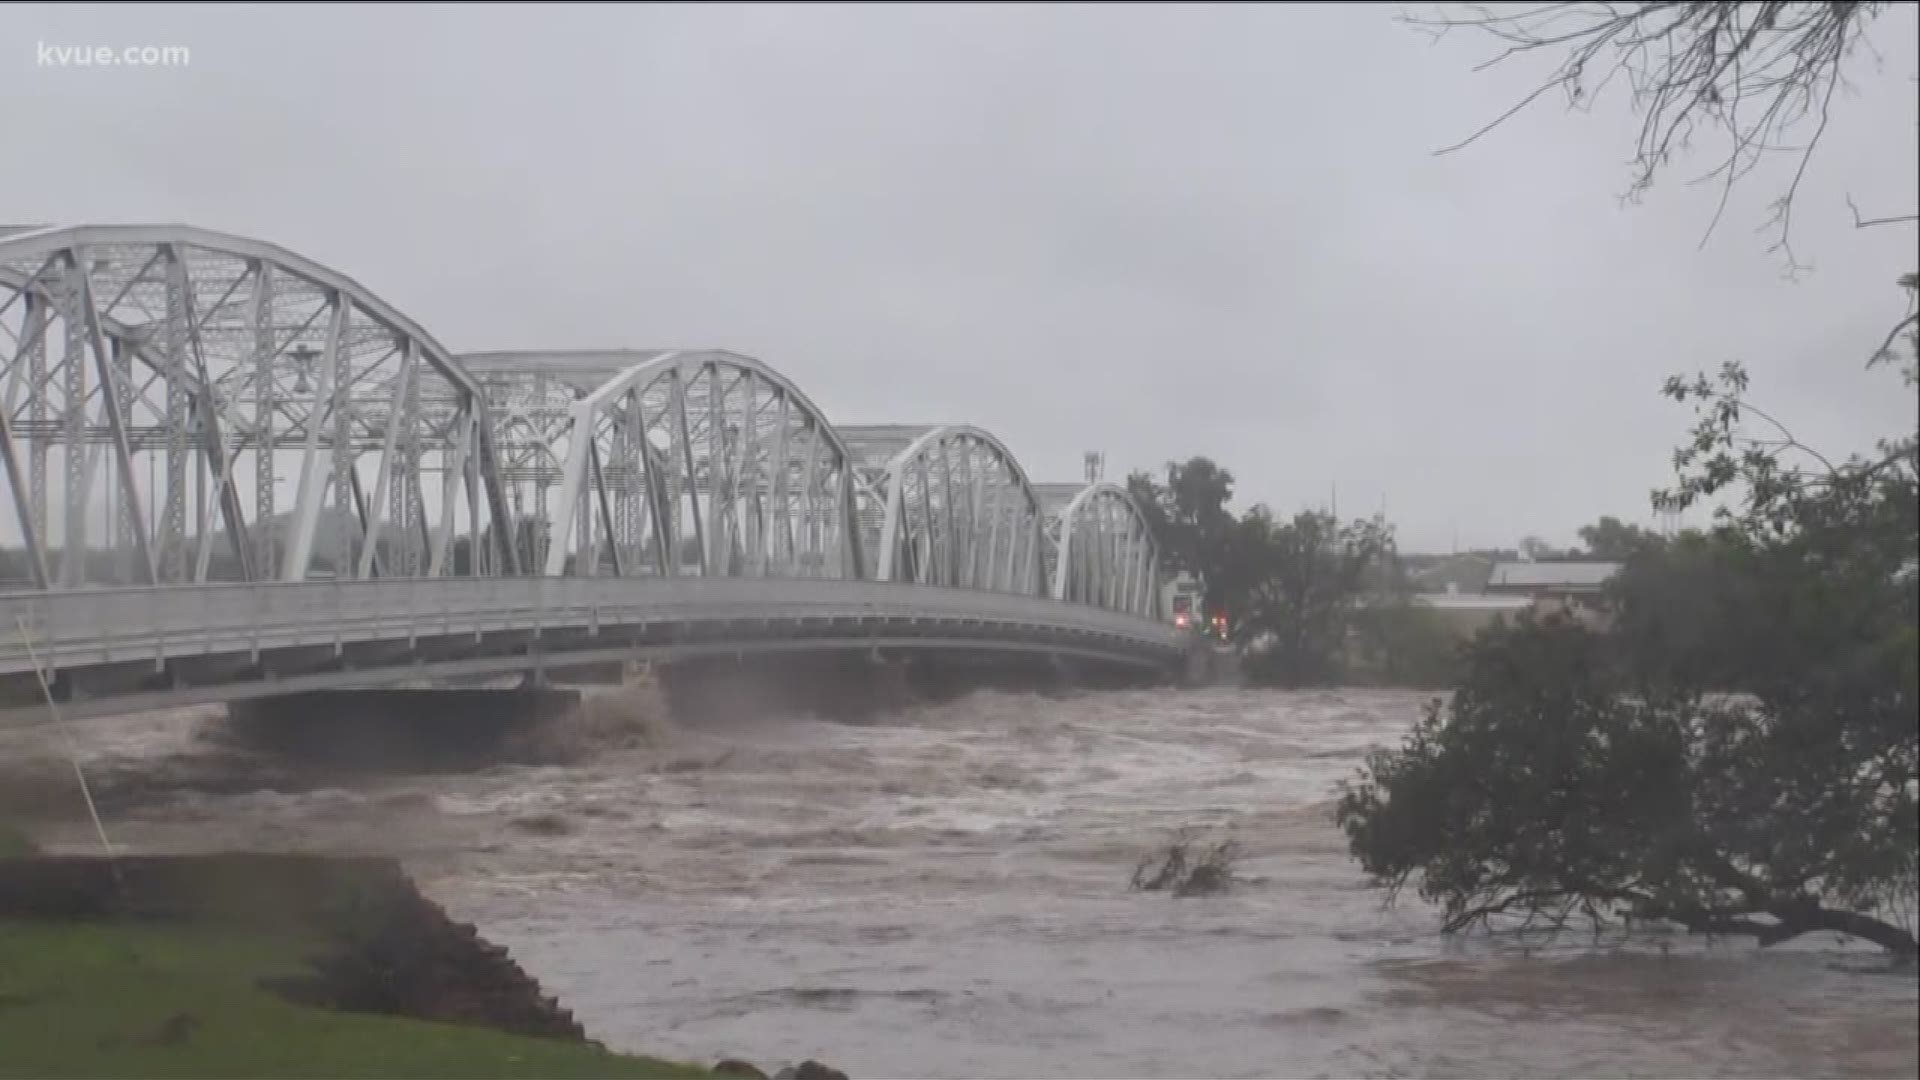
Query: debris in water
xmin=1131 ymin=828 xmax=1241 ymax=897
xmin=509 ymin=813 xmax=574 ymax=837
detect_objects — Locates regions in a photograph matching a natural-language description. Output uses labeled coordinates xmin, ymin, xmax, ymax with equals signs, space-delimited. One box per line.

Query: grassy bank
xmin=0 ymin=917 xmax=709 ymax=1079
xmin=0 ymin=843 xmax=712 ymax=1079
xmin=0 ymin=824 xmax=34 ymax=857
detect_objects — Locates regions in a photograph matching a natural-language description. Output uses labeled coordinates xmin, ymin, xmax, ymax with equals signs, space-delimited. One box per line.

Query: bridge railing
xmin=0 ymin=577 xmax=1184 ymax=677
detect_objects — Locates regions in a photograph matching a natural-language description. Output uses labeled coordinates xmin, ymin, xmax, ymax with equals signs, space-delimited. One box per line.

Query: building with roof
xmin=1484 ymin=560 xmax=1622 ymax=599
xmin=1410 ymin=591 xmax=1534 ymax=638
xmin=1407 ymin=552 xmax=1497 ymax=596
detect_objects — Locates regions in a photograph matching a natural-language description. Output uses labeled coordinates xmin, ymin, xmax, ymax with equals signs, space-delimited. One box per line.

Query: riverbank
xmin=0 ymin=849 xmax=708 ymax=1079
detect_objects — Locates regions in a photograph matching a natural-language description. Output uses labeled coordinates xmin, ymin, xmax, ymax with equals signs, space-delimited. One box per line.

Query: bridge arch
xmin=0 ymin=224 xmax=513 ymax=590
xmin=1050 ymin=481 xmax=1162 ymax=618
xmin=461 ymin=350 xmax=865 ymax=580
xmin=842 ymin=424 xmax=1046 ymax=594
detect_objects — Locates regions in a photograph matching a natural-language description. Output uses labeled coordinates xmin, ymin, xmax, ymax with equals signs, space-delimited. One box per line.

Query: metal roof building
xmin=1485 ymin=561 xmax=1622 ymax=595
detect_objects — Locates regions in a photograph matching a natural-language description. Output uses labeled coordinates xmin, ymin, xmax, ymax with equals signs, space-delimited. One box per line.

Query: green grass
xmin=0 ymin=824 xmax=37 ymax=857
xmin=0 ymin=918 xmax=710 ymax=1079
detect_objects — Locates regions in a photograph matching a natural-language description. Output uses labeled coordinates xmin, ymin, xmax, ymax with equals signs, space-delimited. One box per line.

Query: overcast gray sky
xmin=6 ymin=2 xmax=1916 ymax=552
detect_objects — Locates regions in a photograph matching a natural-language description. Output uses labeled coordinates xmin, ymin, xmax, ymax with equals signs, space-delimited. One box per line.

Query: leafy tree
xmin=1339 ymin=259 xmax=1917 ymax=957
xmin=1125 ymin=470 xmax=1177 ymax=563
xmin=1166 ymin=457 xmax=1236 ymax=534
xmin=1575 ymin=516 xmax=1664 ymax=560
xmin=1349 ymin=600 xmax=1468 ymax=689
xmin=1128 ymin=457 xmax=1238 ymax=614
xmin=1339 ymin=421 xmax=1918 ymax=954
xmin=1593 ymin=527 xmax=1741 ymax=681
xmin=1344 ymin=546 xmax=1469 ymax=687
xmin=1131 ymin=462 xmax=1441 ymax=683
xmin=1233 ymin=510 xmax=1395 ymax=687
xmin=1517 ymin=536 xmax=1565 ymax=561
xmin=1341 ymin=1 xmax=1918 ymax=956
xmin=1126 ymin=462 xmax=1463 ymax=688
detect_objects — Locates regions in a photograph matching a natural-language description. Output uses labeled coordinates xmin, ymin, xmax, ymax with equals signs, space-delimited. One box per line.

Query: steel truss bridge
xmin=0 ymin=225 xmax=1182 ymax=721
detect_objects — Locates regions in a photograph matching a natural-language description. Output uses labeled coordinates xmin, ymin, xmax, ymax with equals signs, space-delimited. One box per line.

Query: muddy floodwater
xmin=9 ymin=686 xmax=1916 ymax=1078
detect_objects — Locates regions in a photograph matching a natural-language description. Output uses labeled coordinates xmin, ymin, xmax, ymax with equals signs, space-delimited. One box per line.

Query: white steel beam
xmin=75 ymin=252 xmax=158 ymax=585
xmin=281 ymin=296 xmax=348 ymax=581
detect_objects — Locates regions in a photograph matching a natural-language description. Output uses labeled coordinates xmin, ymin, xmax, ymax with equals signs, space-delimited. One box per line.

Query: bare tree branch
xmin=1761 ymin=59 xmax=1842 ymax=273
xmin=1433 ymin=78 xmax=1570 ymax=155
xmin=1867 ymin=311 xmax=1920 ymax=370
xmin=1679 ymin=382 xmax=1844 ymax=473
xmin=1404 ymin=2 xmax=1892 ymax=261
xmin=1847 ymin=194 xmax=1920 ymax=229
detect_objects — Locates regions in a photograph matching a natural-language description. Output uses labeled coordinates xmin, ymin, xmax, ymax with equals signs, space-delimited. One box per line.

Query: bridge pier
xmin=656 ymin=652 xmax=912 ymax=724
xmin=655 ymin=648 xmax=1158 ymax=724
xmin=223 ymin=687 xmax=582 ymax=772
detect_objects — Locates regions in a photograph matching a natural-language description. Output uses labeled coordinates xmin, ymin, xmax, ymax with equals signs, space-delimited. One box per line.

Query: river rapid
xmin=9 ymin=685 xmax=1917 ymax=1078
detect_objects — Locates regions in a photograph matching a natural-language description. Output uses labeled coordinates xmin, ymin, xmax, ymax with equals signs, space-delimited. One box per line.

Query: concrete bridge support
xmin=654 ymin=648 xmax=1159 ymax=725
xmin=223 ymin=687 xmax=582 ymax=772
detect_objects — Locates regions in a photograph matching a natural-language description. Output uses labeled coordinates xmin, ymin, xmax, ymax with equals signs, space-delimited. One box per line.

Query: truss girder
xmin=858 ymin=424 xmax=1045 ymax=595
xmin=0 ymin=225 xmax=512 ymax=588
xmin=468 ymin=350 xmax=864 ymax=582
xmin=1049 ymin=482 xmax=1162 ymax=619
xmin=2 ymin=226 xmax=1165 ymax=622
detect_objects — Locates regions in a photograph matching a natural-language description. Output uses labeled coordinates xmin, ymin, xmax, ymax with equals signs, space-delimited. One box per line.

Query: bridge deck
xmin=0 ymin=578 xmax=1186 ymax=723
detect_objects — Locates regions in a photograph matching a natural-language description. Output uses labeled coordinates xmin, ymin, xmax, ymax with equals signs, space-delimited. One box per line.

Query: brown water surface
xmin=9 ymin=686 xmax=1915 ymax=1078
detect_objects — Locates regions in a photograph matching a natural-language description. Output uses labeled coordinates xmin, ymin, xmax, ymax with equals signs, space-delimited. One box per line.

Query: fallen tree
xmin=1337 ymin=606 xmax=1917 ymax=956
xmin=1338 ymin=307 xmax=1918 ymax=956
xmin=1345 ymin=0 xmax=1918 ymax=959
